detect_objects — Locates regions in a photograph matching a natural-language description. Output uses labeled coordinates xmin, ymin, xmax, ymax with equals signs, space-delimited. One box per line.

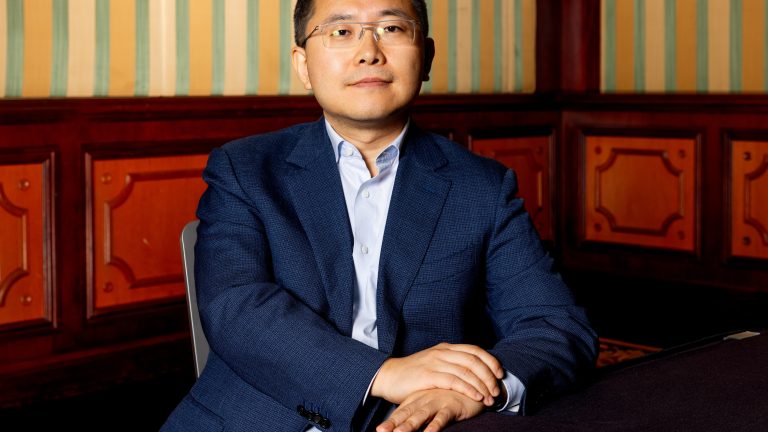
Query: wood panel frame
xmin=0 ymin=149 xmax=56 ymax=333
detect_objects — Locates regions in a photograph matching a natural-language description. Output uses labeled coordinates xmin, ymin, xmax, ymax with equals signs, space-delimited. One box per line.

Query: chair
xmin=180 ymin=220 xmax=210 ymax=378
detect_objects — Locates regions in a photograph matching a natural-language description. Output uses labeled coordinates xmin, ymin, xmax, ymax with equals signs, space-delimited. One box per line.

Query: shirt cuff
xmin=498 ymin=370 xmax=525 ymax=413
xmin=362 ymin=366 xmax=382 ymax=406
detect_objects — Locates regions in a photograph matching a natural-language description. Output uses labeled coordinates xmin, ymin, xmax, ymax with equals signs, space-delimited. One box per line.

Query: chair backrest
xmin=180 ymin=220 xmax=209 ymax=378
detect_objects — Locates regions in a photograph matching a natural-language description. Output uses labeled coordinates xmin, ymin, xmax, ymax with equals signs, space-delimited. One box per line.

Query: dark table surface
xmin=447 ymin=331 xmax=768 ymax=431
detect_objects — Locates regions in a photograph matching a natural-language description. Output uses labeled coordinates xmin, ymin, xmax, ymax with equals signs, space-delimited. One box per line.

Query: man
xmin=162 ymin=0 xmax=597 ymax=431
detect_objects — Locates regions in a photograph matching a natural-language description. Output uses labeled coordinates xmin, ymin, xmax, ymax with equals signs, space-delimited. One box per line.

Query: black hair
xmin=294 ymin=0 xmax=429 ymax=47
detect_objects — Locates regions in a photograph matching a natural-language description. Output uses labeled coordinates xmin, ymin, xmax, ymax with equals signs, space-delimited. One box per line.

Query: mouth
xmin=349 ymin=77 xmax=393 ymax=87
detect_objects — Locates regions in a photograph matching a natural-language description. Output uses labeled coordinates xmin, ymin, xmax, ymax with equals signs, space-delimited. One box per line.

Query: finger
xmin=431 ymin=350 xmax=500 ymax=400
xmin=378 ymin=403 xmax=414 ymax=432
xmin=423 ymin=408 xmax=453 ymax=432
xmin=376 ymin=419 xmax=397 ymax=432
xmin=392 ymin=406 xmax=435 ymax=432
xmin=443 ymin=344 xmax=504 ymax=379
xmin=432 ymin=361 xmax=496 ymax=405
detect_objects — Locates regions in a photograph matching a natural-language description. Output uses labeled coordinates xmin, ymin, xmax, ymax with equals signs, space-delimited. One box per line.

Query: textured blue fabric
xmin=162 ymin=119 xmax=598 ymax=432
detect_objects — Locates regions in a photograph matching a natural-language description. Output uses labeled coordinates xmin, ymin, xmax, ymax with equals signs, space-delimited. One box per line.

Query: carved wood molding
xmin=594 ymin=148 xmax=684 ymax=236
xmin=744 ymin=154 xmax=768 ymax=247
xmin=104 ymin=169 xmax=202 ymax=289
xmin=0 ymin=183 xmax=29 ymax=307
xmin=583 ymin=135 xmax=696 ymax=252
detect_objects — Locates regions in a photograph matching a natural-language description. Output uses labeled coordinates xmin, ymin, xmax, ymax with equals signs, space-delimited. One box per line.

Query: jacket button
xmin=320 ymin=419 xmax=332 ymax=429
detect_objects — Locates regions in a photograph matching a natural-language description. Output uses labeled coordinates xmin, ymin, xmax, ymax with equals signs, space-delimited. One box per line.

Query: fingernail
xmin=492 ymin=387 xmax=500 ymax=397
xmin=485 ymin=396 xmax=494 ymax=405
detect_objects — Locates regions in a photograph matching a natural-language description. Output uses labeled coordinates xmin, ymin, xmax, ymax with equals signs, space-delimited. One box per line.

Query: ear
xmin=422 ymin=37 xmax=435 ymax=82
xmin=292 ymin=46 xmax=313 ymax=90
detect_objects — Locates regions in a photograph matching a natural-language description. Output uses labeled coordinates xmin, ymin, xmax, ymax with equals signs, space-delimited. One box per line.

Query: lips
xmin=349 ymin=76 xmax=393 ymax=86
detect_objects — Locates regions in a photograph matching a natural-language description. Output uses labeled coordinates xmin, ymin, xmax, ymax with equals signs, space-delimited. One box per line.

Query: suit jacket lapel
xmin=376 ymin=127 xmax=451 ymax=354
xmin=284 ymin=119 xmax=356 ymax=335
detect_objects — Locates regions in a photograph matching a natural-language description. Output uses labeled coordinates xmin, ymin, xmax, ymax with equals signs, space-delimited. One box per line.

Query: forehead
xmin=309 ymin=0 xmax=417 ymax=23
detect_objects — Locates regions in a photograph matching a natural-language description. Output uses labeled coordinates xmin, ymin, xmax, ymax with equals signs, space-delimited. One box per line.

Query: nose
xmin=356 ymin=27 xmax=384 ymax=65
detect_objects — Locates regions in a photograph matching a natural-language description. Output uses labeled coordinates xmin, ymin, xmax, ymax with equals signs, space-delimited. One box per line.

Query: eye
xmin=328 ymin=25 xmax=355 ymax=38
xmin=382 ymin=25 xmax=404 ymax=33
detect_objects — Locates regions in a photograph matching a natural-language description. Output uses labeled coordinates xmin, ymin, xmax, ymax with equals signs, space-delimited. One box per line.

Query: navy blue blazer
xmin=162 ymin=119 xmax=597 ymax=432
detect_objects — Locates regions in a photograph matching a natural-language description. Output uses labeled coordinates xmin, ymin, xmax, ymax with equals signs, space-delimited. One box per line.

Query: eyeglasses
xmin=301 ymin=19 xmax=419 ymax=49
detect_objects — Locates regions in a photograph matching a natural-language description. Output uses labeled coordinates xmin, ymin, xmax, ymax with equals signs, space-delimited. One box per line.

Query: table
xmin=447 ymin=331 xmax=768 ymax=431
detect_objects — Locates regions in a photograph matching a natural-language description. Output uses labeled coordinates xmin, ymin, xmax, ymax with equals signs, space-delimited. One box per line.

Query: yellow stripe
xmin=503 ymin=0 xmax=513 ymax=92
xmin=289 ymin=0 xmax=305 ymax=94
xmin=645 ymin=0 xmax=665 ymax=91
xmin=22 ymin=0 xmax=53 ymax=97
xmin=189 ymin=0 xmax=212 ymax=95
xmin=224 ymin=0 xmax=247 ymax=95
xmin=478 ymin=0 xmax=494 ymax=93
xmin=615 ymin=0 xmax=634 ymax=91
xmin=109 ymin=0 xmax=136 ymax=96
xmin=258 ymin=0 xmax=280 ymax=94
xmin=676 ymin=0 xmax=697 ymax=91
xmin=67 ymin=0 xmax=95 ymax=96
xmin=521 ymin=0 xmax=535 ymax=92
xmin=708 ymin=0 xmax=730 ymax=91
xmin=430 ymin=0 xmax=449 ymax=93
xmin=455 ymin=0 xmax=472 ymax=93
xmin=600 ymin=0 xmax=606 ymax=90
xmin=149 ymin=0 xmax=174 ymax=95
xmin=0 ymin=0 xmax=6 ymax=97
xmin=742 ymin=0 xmax=764 ymax=91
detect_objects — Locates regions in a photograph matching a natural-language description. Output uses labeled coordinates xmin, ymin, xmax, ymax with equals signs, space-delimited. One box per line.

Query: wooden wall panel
xmin=0 ymin=160 xmax=52 ymax=328
xmin=583 ymin=136 xmax=696 ymax=251
xmin=731 ymin=140 xmax=768 ymax=260
xmin=472 ymin=135 xmax=553 ymax=240
xmin=90 ymin=154 xmax=208 ymax=315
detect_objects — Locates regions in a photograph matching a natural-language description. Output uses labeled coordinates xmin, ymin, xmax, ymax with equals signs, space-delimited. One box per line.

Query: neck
xmin=325 ymin=113 xmax=407 ymax=176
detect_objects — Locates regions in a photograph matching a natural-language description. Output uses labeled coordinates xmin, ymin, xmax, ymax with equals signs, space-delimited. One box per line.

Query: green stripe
xmin=51 ymin=0 xmax=69 ymax=97
xmin=664 ymin=0 xmax=676 ymax=92
xmin=730 ymin=0 xmax=742 ymax=92
xmin=5 ymin=0 xmax=23 ymax=97
xmin=135 ymin=0 xmax=149 ymax=96
xmin=422 ymin=0 xmax=432 ymax=93
xmin=175 ymin=0 xmax=189 ymax=95
xmin=471 ymin=0 xmax=480 ymax=92
xmin=212 ymin=0 xmax=225 ymax=95
xmin=634 ymin=0 xmax=645 ymax=92
xmin=278 ymin=0 xmax=291 ymax=94
xmin=448 ymin=0 xmax=456 ymax=92
xmin=245 ymin=0 xmax=259 ymax=95
xmin=604 ymin=0 xmax=616 ymax=92
xmin=696 ymin=0 xmax=707 ymax=92
xmin=94 ymin=0 xmax=109 ymax=96
xmin=514 ymin=0 xmax=523 ymax=92
xmin=493 ymin=0 xmax=502 ymax=93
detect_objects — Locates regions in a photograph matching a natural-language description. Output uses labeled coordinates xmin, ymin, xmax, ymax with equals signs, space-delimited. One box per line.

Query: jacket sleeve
xmin=485 ymin=169 xmax=598 ymax=414
xmin=194 ymin=147 xmax=388 ymax=430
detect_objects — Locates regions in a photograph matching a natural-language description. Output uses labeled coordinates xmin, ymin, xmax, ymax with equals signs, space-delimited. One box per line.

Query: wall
xmin=0 ymin=0 xmax=536 ymax=98
xmin=602 ymin=0 xmax=768 ymax=92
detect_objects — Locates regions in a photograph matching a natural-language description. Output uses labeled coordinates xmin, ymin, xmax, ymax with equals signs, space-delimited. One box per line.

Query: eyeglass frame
xmin=299 ymin=19 xmax=421 ymax=48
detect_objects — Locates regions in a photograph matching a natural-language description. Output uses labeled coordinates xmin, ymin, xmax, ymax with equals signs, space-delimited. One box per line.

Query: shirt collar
xmin=325 ymin=118 xmax=409 ymax=163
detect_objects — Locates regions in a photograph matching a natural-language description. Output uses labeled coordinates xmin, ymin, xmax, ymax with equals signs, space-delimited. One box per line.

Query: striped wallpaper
xmin=602 ymin=0 xmax=768 ymax=93
xmin=0 ymin=0 xmax=536 ymax=98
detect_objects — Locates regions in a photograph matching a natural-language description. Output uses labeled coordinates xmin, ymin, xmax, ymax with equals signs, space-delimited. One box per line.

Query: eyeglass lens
xmin=322 ymin=20 xmax=415 ymax=48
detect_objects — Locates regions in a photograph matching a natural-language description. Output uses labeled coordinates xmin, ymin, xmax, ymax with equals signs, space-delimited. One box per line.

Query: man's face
xmin=292 ymin=0 xmax=434 ymax=127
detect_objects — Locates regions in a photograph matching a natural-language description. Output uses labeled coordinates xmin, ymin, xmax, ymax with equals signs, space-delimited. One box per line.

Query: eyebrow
xmin=317 ymin=8 xmax=415 ymax=25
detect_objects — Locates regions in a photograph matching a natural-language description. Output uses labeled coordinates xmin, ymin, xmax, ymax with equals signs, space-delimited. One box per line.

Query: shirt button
xmin=361 ymin=245 xmax=369 ymax=254
xmin=362 ymin=190 xmax=370 ymax=198
xmin=344 ymin=148 xmax=354 ymax=157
